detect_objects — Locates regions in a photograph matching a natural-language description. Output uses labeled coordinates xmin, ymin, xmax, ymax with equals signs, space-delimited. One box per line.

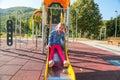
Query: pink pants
xmin=49 ymin=44 xmax=66 ymax=62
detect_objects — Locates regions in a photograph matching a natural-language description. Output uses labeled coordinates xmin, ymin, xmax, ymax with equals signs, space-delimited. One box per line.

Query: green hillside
xmin=0 ymin=7 xmax=36 ymax=19
xmin=0 ymin=7 xmax=37 ymax=34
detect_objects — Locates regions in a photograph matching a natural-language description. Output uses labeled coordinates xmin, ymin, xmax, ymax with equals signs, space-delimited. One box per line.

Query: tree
xmin=106 ymin=15 xmax=120 ymax=37
xmin=70 ymin=0 xmax=102 ymax=39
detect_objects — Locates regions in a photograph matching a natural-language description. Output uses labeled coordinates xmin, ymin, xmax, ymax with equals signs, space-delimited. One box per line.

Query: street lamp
xmin=115 ymin=10 xmax=118 ymax=37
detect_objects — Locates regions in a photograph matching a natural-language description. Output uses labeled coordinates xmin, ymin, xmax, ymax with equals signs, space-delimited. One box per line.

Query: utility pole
xmin=115 ymin=10 xmax=118 ymax=37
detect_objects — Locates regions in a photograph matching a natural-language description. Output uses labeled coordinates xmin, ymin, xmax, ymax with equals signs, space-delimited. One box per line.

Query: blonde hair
xmin=56 ymin=23 xmax=66 ymax=30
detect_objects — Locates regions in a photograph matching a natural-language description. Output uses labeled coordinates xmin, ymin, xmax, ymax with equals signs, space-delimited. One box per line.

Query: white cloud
xmin=0 ymin=0 xmax=42 ymax=9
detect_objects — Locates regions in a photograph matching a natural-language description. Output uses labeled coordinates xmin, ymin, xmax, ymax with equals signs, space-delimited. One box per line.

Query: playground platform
xmin=0 ymin=39 xmax=120 ymax=80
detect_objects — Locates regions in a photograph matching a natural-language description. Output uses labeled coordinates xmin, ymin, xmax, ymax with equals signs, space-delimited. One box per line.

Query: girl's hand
xmin=45 ymin=45 xmax=51 ymax=49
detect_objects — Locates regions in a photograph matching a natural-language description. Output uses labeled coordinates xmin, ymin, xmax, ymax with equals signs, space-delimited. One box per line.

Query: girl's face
xmin=57 ymin=25 xmax=64 ymax=33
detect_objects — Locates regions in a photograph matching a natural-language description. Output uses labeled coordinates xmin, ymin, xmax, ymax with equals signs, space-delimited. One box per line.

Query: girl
xmin=46 ymin=23 xmax=68 ymax=67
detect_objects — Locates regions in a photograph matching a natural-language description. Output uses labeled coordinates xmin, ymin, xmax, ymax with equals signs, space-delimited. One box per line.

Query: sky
xmin=0 ymin=0 xmax=42 ymax=9
xmin=94 ymin=0 xmax=120 ymax=20
xmin=0 ymin=0 xmax=120 ymax=20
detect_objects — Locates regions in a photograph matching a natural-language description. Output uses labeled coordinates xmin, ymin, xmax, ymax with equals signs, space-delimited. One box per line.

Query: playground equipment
xmin=7 ymin=20 xmax=13 ymax=46
xmin=1 ymin=0 xmax=75 ymax=79
xmin=15 ymin=10 xmax=29 ymax=49
xmin=0 ymin=10 xmax=42 ymax=49
xmin=42 ymin=0 xmax=76 ymax=80
xmin=32 ymin=10 xmax=42 ymax=49
xmin=14 ymin=10 xmax=42 ymax=50
xmin=42 ymin=0 xmax=70 ymax=53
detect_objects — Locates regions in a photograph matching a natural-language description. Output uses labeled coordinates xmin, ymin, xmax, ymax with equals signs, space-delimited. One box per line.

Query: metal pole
xmin=41 ymin=5 xmax=45 ymax=53
xmin=27 ymin=18 xmax=28 ymax=45
xmin=72 ymin=24 xmax=74 ymax=43
xmin=100 ymin=28 xmax=102 ymax=40
xmin=36 ymin=26 xmax=37 ymax=49
xmin=32 ymin=18 xmax=34 ymax=43
xmin=76 ymin=10 xmax=77 ymax=40
xmin=66 ymin=6 xmax=70 ymax=43
xmin=104 ymin=28 xmax=106 ymax=40
xmin=115 ymin=10 xmax=118 ymax=37
xmin=15 ymin=11 xmax=17 ymax=49
xmin=64 ymin=13 xmax=66 ymax=23
xmin=19 ymin=10 xmax=23 ymax=48
xmin=20 ymin=16 xmax=21 ymax=48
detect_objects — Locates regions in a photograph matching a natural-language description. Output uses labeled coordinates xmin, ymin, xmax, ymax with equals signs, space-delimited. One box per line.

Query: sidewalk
xmin=79 ymin=40 xmax=120 ymax=55
xmin=69 ymin=38 xmax=120 ymax=54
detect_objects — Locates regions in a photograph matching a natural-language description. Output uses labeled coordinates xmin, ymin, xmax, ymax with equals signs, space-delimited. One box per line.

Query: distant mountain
xmin=0 ymin=7 xmax=37 ymax=32
xmin=0 ymin=7 xmax=37 ymax=19
xmin=3 ymin=7 xmax=36 ymax=14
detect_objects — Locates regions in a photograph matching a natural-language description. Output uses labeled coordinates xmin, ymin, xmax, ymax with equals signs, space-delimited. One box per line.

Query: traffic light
xmin=7 ymin=20 xmax=13 ymax=46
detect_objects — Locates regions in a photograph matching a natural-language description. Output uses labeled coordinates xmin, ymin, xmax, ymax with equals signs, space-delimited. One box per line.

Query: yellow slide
xmin=43 ymin=0 xmax=75 ymax=79
xmin=44 ymin=38 xmax=76 ymax=80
